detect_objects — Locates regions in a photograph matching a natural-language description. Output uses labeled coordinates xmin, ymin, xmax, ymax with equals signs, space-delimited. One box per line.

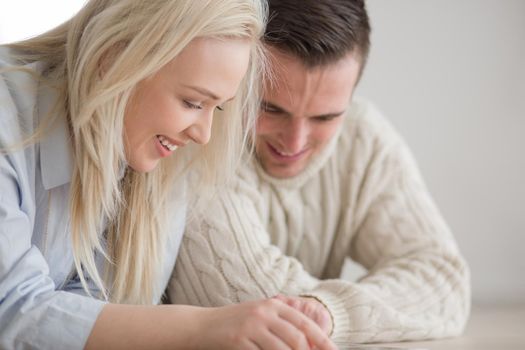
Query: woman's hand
xmin=273 ymin=295 xmax=333 ymax=336
xmin=194 ymin=298 xmax=337 ymax=350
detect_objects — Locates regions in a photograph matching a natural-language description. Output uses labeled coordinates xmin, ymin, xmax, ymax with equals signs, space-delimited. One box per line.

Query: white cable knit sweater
xmin=168 ymin=98 xmax=470 ymax=346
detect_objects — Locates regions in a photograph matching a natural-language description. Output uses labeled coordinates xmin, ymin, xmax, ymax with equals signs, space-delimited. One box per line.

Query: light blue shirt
xmin=0 ymin=49 xmax=186 ymax=349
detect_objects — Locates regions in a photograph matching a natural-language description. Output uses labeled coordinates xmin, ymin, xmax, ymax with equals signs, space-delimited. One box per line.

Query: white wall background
xmin=1 ymin=1 xmax=523 ymax=305
xmin=0 ymin=1 xmax=85 ymax=44
xmin=354 ymin=0 xmax=525 ymax=305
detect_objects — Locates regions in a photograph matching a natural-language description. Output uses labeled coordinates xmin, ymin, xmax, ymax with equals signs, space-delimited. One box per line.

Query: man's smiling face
xmin=255 ymin=47 xmax=361 ymax=178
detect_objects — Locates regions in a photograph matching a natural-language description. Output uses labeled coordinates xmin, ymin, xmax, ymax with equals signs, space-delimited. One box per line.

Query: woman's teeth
xmin=157 ymin=135 xmax=178 ymax=152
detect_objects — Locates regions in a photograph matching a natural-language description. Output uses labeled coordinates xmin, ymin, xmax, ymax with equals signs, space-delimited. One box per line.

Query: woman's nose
xmin=187 ymin=110 xmax=214 ymax=145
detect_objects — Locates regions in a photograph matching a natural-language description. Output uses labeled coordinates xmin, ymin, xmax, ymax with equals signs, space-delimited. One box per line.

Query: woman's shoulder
xmin=0 ymin=46 xmax=16 ymax=66
xmin=0 ymin=47 xmax=41 ymax=145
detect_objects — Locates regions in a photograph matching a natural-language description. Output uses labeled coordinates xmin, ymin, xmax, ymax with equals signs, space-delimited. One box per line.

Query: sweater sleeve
xmin=313 ymin=117 xmax=471 ymax=344
xmin=168 ymin=184 xmax=319 ymax=306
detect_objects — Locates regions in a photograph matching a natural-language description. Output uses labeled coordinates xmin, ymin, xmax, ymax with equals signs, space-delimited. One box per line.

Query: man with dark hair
xmin=169 ymin=0 xmax=470 ymax=346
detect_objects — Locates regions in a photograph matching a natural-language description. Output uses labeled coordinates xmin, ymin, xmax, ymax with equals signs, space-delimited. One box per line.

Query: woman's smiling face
xmin=123 ymin=37 xmax=251 ymax=173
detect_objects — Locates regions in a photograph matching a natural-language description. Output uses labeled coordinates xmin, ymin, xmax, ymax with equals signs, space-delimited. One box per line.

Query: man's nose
xmin=282 ymin=119 xmax=308 ymax=154
xmin=187 ymin=110 xmax=213 ymax=145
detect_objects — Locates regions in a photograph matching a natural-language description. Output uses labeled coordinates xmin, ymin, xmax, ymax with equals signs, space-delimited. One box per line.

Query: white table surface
xmin=340 ymin=304 xmax=525 ymax=350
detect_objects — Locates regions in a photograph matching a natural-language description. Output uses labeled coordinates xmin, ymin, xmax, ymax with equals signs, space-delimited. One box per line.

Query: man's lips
xmin=266 ymin=141 xmax=307 ymax=162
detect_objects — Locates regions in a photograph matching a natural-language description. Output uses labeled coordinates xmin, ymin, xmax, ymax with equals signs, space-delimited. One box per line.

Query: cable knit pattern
xmin=168 ymin=98 xmax=470 ymax=347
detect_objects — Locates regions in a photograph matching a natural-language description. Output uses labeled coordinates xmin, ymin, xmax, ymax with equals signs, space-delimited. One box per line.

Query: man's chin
xmin=263 ymin=162 xmax=304 ymax=179
xmin=256 ymin=149 xmax=307 ymax=178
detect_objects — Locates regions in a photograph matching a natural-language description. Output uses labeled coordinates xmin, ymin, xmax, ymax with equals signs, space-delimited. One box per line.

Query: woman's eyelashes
xmin=183 ymin=100 xmax=203 ymax=110
xmin=183 ymin=100 xmax=224 ymax=111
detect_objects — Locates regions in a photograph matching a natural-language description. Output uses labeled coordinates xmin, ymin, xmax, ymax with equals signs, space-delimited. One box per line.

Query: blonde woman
xmin=0 ymin=1 xmax=336 ymax=349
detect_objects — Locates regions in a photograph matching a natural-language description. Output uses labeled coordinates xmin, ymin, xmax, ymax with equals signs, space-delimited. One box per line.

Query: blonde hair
xmin=4 ymin=0 xmax=266 ymax=304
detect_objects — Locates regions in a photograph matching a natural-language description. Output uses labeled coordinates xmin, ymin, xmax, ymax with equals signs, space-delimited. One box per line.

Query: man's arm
xmin=339 ymin=121 xmax=471 ymax=342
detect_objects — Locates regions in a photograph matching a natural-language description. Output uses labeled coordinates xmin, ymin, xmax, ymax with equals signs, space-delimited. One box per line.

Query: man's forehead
xmin=265 ymin=56 xmax=359 ymax=101
xmin=266 ymin=45 xmax=362 ymax=72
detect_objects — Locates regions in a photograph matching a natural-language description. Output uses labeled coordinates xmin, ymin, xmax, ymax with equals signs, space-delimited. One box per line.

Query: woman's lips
xmin=155 ymin=134 xmax=186 ymax=157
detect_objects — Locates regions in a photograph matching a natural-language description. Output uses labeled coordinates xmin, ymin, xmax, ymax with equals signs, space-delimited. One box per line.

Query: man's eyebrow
xmin=261 ymin=100 xmax=291 ymax=115
xmin=313 ymin=110 xmax=346 ymax=119
xmin=262 ymin=100 xmax=345 ymax=119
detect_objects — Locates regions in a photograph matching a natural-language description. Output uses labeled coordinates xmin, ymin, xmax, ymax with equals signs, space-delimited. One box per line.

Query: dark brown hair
xmin=264 ymin=0 xmax=371 ymax=70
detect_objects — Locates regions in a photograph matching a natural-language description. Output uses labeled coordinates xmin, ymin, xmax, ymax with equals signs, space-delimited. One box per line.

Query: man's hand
xmin=273 ymin=294 xmax=333 ymax=336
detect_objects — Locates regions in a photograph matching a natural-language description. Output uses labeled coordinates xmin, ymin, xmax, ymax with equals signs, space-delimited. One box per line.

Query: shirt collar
xmin=38 ymin=83 xmax=74 ymax=190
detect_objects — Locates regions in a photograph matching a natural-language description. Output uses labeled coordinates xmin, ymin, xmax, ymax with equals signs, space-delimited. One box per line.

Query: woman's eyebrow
xmin=183 ymin=84 xmax=236 ymax=102
xmin=183 ymin=85 xmax=220 ymax=100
